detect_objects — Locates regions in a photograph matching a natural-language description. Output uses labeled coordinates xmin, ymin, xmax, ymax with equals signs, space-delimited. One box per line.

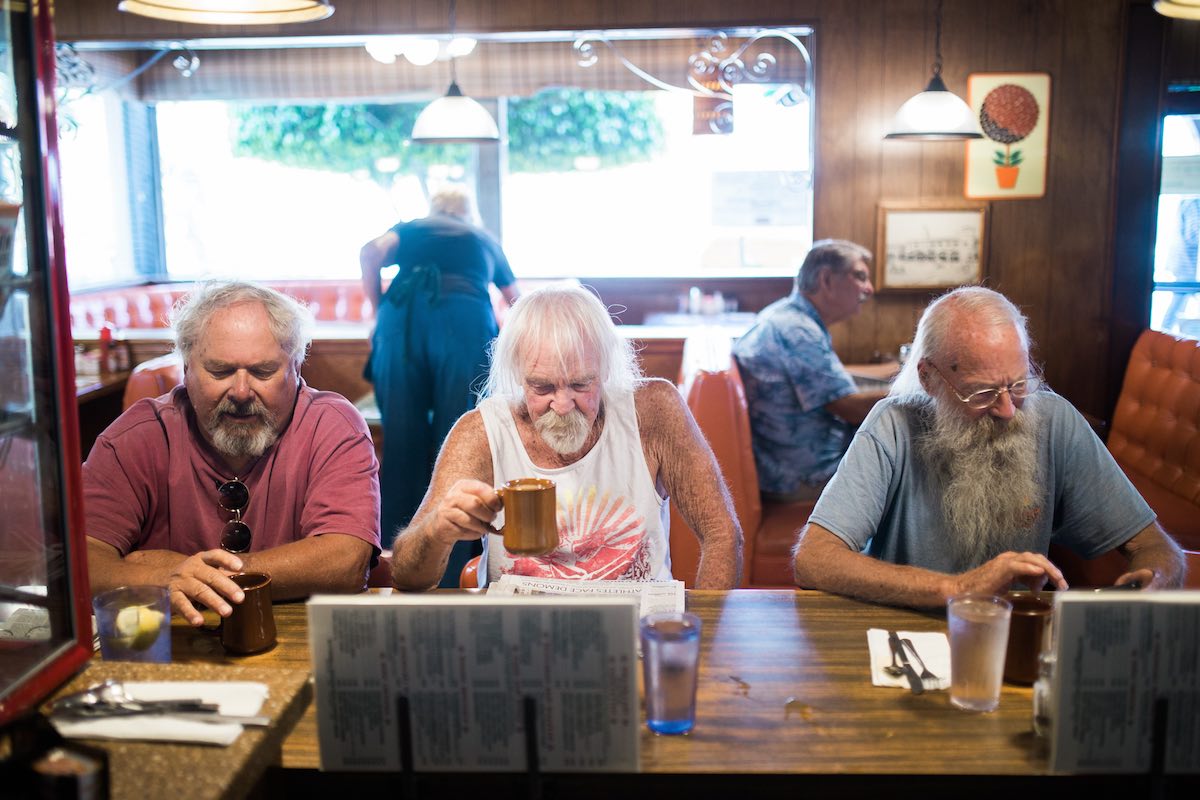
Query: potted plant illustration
xmin=979 ymin=84 xmax=1039 ymax=190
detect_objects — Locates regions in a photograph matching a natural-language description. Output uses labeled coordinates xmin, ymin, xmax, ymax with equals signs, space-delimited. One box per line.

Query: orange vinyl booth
xmin=667 ymin=336 xmax=813 ymax=588
xmin=122 ymin=353 xmax=184 ymax=409
xmin=1050 ymin=329 xmax=1200 ymax=588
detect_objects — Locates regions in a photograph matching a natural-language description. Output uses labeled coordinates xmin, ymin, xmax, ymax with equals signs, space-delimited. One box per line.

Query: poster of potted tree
xmin=964 ymin=73 xmax=1051 ymax=200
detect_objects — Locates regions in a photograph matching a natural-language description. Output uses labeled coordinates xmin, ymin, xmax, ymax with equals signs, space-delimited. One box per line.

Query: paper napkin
xmin=866 ymin=628 xmax=952 ymax=691
xmin=51 ymin=681 xmax=270 ymax=747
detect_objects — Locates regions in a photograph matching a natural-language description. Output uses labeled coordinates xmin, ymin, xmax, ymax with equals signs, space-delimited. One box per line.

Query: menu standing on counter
xmin=1050 ymin=591 xmax=1200 ymax=774
xmin=307 ymin=594 xmax=640 ymax=772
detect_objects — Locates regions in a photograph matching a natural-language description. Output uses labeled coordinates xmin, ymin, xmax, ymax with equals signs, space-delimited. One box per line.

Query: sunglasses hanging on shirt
xmin=218 ymin=478 xmax=252 ymax=553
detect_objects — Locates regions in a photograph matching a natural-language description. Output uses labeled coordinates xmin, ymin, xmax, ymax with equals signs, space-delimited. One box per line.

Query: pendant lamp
xmin=411 ymin=0 xmax=499 ymax=144
xmin=1154 ymin=0 xmax=1200 ymax=19
xmin=118 ymin=0 xmax=333 ymax=25
xmin=884 ymin=0 xmax=982 ymax=140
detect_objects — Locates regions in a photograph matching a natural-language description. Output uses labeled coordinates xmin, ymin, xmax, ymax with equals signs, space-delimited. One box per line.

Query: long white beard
xmin=205 ymin=396 xmax=281 ymax=460
xmin=534 ymin=407 xmax=592 ymax=455
xmin=915 ymin=395 xmax=1043 ymax=570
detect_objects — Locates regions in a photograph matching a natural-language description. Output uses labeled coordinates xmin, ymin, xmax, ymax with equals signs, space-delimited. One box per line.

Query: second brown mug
xmin=496 ymin=477 xmax=558 ymax=556
xmin=221 ymin=571 xmax=277 ymax=655
xmin=1002 ymin=590 xmax=1053 ymax=684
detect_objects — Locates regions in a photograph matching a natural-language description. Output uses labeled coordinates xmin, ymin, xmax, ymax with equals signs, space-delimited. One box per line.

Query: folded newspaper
xmin=486 ymin=574 xmax=685 ymax=617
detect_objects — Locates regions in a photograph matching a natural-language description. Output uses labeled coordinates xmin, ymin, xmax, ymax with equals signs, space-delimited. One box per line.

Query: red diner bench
xmin=70 ymin=280 xmax=375 ymax=332
xmin=669 ymin=336 xmax=812 ymax=587
xmin=1050 ymin=329 xmax=1200 ymax=588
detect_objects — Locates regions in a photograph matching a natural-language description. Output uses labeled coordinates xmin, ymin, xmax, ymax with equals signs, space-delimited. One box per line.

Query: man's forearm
xmin=694 ymin=530 xmax=742 ymax=589
xmin=794 ymin=526 xmax=955 ymax=608
xmin=238 ymin=534 xmax=372 ymax=599
xmin=87 ymin=541 xmax=189 ymax=594
xmin=390 ymin=520 xmax=458 ymax=591
xmin=1124 ymin=532 xmax=1187 ymax=588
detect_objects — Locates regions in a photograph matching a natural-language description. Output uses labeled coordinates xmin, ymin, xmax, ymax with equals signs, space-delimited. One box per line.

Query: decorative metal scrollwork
xmin=574 ymin=28 xmax=812 ymax=113
xmin=55 ymin=43 xmax=97 ymax=90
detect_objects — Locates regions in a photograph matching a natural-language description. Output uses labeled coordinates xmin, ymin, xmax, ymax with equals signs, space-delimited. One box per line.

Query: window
xmin=1153 ymin=114 xmax=1200 ymax=338
xmin=57 ymin=90 xmax=142 ymax=290
xmin=54 ymin=28 xmax=814 ymax=288
xmin=502 ymin=84 xmax=811 ymax=278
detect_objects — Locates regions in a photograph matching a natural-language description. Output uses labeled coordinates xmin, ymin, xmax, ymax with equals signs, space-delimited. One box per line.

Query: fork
xmin=902 ymin=638 xmax=939 ymax=682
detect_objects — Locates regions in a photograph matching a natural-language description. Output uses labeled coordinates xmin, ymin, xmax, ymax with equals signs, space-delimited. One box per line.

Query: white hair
xmin=170 ymin=280 xmax=313 ymax=367
xmin=890 ymin=285 xmax=1035 ymax=400
xmin=483 ymin=282 xmax=642 ymax=406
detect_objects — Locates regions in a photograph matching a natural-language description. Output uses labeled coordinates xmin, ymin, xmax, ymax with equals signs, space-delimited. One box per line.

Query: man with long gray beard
xmin=793 ymin=286 xmax=1185 ymax=608
xmin=389 ymin=283 xmax=742 ymax=590
xmin=84 ymin=281 xmax=381 ymax=625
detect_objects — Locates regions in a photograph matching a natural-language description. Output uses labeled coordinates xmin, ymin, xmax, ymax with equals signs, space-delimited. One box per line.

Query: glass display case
xmin=0 ymin=0 xmax=92 ymax=729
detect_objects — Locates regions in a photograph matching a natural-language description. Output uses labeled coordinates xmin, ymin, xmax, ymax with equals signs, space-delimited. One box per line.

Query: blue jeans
xmin=369 ymin=290 xmax=495 ymax=586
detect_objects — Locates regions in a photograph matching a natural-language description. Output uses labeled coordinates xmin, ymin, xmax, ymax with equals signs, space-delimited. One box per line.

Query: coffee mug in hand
xmin=496 ymin=478 xmax=558 ymax=556
xmin=221 ymin=572 xmax=276 ymax=655
xmin=1002 ymin=590 xmax=1053 ymax=685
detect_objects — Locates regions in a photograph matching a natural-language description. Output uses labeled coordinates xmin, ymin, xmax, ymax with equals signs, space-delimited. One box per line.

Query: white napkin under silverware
xmin=866 ymin=628 xmax=952 ymax=691
xmin=51 ymin=681 xmax=270 ymax=747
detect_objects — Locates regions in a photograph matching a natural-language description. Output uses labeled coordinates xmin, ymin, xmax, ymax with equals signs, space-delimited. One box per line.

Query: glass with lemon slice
xmin=92 ymin=586 xmax=171 ymax=663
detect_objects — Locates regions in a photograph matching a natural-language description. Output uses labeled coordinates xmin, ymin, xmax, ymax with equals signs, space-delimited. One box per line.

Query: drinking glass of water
xmin=640 ymin=612 xmax=702 ymax=734
xmin=947 ymin=594 xmax=1012 ymax=712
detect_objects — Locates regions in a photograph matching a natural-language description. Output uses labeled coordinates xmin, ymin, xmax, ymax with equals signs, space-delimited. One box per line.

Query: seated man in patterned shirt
xmin=732 ymin=240 xmax=888 ymax=501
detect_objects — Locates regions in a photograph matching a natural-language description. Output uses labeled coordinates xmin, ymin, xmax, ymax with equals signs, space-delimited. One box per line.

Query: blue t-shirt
xmin=809 ymin=393 xmax=1155 ymax=572
xmin=732 ymin=291 xmax=858 ymax=492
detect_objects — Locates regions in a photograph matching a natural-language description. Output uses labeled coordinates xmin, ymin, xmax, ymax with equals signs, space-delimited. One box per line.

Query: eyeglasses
xmin=926 ymin=360 xmax=1040 ymax=410
xmin=218 ymin=478 xmax=252 ymax=553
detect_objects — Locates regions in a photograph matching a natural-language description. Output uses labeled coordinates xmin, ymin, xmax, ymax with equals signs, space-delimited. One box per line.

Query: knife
xmin=888 ymin=630 xmax=924 ymax=695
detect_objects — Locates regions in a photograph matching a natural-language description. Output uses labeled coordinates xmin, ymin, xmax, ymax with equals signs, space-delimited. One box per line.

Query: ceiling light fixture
xmin=1154 ymin=0 xmax=1200 ymax=19
xmin=117 ymin=0 xmax=333 ymax=26
xmin=411 ymin=0 xmax=498 ymax=144
xmin=884 ymin=0 xmax=982 ymax=140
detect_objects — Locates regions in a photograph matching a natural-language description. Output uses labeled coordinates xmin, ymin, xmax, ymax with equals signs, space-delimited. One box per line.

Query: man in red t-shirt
xmin=84 ymin=281 xmax=381 ymax=625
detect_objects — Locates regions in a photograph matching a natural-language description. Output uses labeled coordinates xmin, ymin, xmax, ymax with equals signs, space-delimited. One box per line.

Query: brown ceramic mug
xmin=1002 ymin=590 xmax=1053 ymax=684
xmin=496 ymin=478 xmax=558 ymax=556
xmin=221 ymin=572 xmax=277 ymax=655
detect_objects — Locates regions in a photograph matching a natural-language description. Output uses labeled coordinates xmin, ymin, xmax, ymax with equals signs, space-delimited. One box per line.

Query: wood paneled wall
xmin=57 ymin=0 xmax=1139 ymax=418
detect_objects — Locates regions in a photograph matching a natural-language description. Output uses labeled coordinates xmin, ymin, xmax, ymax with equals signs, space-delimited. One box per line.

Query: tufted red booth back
xmin=1106 ymin=329 xmax=1200 ymax=550
xmin=70 ymin=280 xmax=374 ymax=331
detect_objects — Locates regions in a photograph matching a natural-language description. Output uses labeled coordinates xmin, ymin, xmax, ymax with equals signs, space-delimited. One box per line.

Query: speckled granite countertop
xmin=45 ymin=660 xmax=311 ymax=800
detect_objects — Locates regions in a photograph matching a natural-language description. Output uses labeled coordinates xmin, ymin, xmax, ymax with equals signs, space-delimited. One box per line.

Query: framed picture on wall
xmin=875 ymin=201 xmax=988 ymax=292
xmin=964 ymin=72 xmax=1051 ymax=199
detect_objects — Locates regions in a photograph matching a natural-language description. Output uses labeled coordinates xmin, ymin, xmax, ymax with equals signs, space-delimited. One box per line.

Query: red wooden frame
xmin=0 ymin=0 xmax=94 ymax=727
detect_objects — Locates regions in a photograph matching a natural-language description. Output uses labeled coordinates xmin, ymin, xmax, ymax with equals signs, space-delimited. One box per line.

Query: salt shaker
xmin=1032 ymin=650 xmax=1055 ymax=737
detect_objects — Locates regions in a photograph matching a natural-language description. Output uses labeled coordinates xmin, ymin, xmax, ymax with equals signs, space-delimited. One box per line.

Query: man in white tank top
xmin=389 ymin=283 xmax=742 ymax=590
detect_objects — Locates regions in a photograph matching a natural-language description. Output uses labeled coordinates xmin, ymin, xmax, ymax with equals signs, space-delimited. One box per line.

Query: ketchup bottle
xmin=98 ymin=324 xmax=113 ymax=373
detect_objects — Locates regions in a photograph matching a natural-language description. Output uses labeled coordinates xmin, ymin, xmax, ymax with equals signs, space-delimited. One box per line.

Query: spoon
xmin=883 ymin=641 xmax=905 ymax=677
xmin=50 ymin=680 xmax=214 ymax=716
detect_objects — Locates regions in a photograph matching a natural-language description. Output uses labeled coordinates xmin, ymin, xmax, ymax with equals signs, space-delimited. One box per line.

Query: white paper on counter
xmin=486 ymin=574 xmax=684 ymax=617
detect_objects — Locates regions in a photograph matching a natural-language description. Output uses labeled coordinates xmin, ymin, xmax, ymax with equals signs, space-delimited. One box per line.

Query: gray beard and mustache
xmin=915 ymin=396 xmax=1043 ymax=570
xmin=534 ymin=407 xmax=592 ymax=455
xmin=203 ymin=396 xmax=281 ymax=460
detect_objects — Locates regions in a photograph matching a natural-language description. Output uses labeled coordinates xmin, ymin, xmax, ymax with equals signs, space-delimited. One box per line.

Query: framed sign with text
xmin=875 ymin=201 xmax=988 ymax=292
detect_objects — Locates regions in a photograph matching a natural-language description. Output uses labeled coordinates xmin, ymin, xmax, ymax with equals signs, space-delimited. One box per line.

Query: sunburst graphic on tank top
xmin=509 ymin=485 xmax=652 ymax=580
